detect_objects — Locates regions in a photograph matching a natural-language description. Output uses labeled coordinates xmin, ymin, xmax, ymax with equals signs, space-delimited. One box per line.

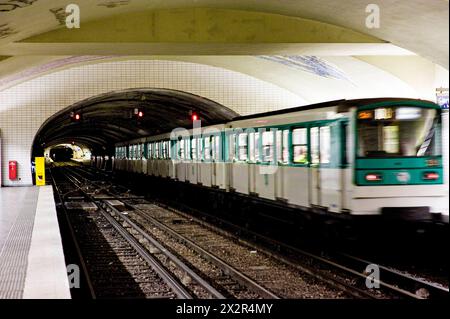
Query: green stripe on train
xmin=356 ymin=157 xmax=442 ymax=169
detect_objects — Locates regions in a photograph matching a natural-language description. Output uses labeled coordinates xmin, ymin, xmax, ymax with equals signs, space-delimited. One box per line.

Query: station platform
xmin=0 ymin=186 xmax=70 ymax=299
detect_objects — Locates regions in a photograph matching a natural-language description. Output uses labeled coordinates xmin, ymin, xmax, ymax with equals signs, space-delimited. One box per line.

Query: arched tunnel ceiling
xmin=0 ymin=1 xmax=448 ymax=68
xmin=32 ymin=88 xmax=239 ymax=155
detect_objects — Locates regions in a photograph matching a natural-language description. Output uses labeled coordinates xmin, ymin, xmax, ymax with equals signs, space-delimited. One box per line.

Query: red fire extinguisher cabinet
xmin=9 ymin=161 xmax=17 ymax=180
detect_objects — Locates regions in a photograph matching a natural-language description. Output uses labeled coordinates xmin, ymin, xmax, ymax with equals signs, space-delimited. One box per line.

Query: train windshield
xmin=357 ymin=107 xmax=441 ymax=158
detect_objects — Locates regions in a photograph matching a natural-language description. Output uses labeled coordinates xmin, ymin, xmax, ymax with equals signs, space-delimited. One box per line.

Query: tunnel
xmin=31 ymin=88 xmax=239 ymax=182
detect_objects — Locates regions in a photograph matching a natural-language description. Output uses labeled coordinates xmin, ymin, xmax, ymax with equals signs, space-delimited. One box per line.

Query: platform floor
xmin=0 ymin=186 xmax=70 ymax=299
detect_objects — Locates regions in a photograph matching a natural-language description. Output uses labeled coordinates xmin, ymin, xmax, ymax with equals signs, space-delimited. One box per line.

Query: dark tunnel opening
xmin=30 ymin=88 xmax=239 ymax=184
xmin=49 ymin=146 xmax=74 ymax=162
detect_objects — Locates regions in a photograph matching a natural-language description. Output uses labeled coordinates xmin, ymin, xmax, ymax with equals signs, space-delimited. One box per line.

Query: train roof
xmin=231 ymin=98 xmax=438 ymax=121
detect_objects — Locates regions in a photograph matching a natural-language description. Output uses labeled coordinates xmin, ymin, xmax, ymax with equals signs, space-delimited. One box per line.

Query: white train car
xmin=113 ymin=98 xmax=448 ymax=222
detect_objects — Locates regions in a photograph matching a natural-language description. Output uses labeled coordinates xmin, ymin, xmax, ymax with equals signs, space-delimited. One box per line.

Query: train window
xmin=249 ymin=132 xmax=261 ymax=162
xmin=161 ymin=141 xmax=167 ymax=159
xmin=177 ymin=140 xmax=184 ymax=160
xmin=185 ymin=138 xmax=191 ymax=160
xmin=142 ymin=144 xmax=146 ymax=159
xmin=204 ymin=136 xmax=211 ymax=161
xmin=262 ymin=131 xmax=274 ymax=163
xmin=148 ymin=143 xmax=152 ymax=159
xmin=292 ymin=128 xmax=308 ymax=164
xmin=320 ymin=126 xmax=331 ymax=164
xmin=157 ymin=142 xmax=161 ymax=159
xmin=249 ymin=132 xmax=255 ymax=162
xmin=191 ymin=138 xmax=197 ymax=160
xmin=212 ymin=135 xmax=220 ymax=161
xmin=342 ymin=123 xmax=349 ymax=166
xmin=238 ymin=133 xmax=248 ymax=161
xmin=198 ymin=137 xmax=204 ymax=160
xmin=166 ymin=141 xmax=171 ymax=159
xmin=276 ymin=131 xmax=282 ymax=163
xmin=276 ymin=129 xmax=290 ymax=164
xmin=228 ymin=133 xmax=236 ymax=162
xmin=255 ymin=132 xmax=260 ymax=161
xmin=310 ymin=127 xmax=319 ymax=164
xmin=357 ymin=107 xmax=441 ymax=158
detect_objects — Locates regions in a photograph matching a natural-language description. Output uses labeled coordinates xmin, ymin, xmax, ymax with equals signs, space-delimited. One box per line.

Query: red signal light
xmin=71 ymin=112 xmax=82 ymax=121
xmin=192 ymin=113 xmax=198 ymax=121
xmin=423 ymin=172 xmax=439 ymax=180
xmin=138 ymin=111 xmax=144 ymax=118
xmin=365 ymin=173 xmax=382 ymax=181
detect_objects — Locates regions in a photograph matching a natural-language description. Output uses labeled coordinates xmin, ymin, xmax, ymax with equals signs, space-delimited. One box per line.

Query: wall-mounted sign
xmin=35 ymin=157 xmax=46 ymax=186
xmin=436 ymin=87 xmax=449 ymax=110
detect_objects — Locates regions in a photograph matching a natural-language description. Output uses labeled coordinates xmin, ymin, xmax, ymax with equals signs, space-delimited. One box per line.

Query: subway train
xmin=109 ymin=98 xmax=448 ymax=224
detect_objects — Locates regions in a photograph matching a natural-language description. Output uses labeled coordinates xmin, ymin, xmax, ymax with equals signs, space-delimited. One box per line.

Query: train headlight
xmin=365 ymin=173 xmax=382 ymax=181
xmin=423 ymin=172 xmax=439 ymax=180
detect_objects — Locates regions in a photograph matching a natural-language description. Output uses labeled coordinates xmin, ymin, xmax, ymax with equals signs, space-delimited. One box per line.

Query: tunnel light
xmin=365 ymin=173 xmax=382 ymax=181
xmin=134 ymin=108 xmax=144 ymax=118
xmin=423 ymin=172 xmax=439 ymax=180
xmin=70 ymin=112 xmax=82 ymax=122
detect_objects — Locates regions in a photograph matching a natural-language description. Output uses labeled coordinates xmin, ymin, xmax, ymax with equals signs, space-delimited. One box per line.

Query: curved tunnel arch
xmin=31 ymin=88 xmax=240 ymax=162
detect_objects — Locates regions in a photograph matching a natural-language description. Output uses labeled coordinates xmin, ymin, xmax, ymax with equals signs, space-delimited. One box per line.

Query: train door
xmin=201 ymin=136 xmax=212 ymax=187
xmin=211 ymin=135 xmax=218 ymax=186
xmin=309 ymin=123 xmax=337 ymax=210
xmin=188 ymin=137 xmax=198 ymax=183
xmin=309 ymin=125 xmax=327 ymax=207
xmin=212 ymin=134 xmax=225 ymax=188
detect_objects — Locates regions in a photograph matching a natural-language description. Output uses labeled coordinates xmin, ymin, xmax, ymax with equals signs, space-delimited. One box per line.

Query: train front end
xmin=351 ymin=100 xmax=448 ymax=222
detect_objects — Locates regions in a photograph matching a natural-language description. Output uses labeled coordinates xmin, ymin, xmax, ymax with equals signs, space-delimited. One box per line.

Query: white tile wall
xmin=0 ymin=59 xmax=304 ymax=186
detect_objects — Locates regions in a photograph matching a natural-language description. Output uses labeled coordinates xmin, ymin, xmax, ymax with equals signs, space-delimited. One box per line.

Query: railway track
xmin=55 ymin=165 xmax=449 ymax=299
xmin=154 ymin=199 xmax=449 ymax=300
xmin=51 ymin=168 xmax=222 ymax=299
xmin=56 ymin=166 xmax=357 ymax=299
xmin=54 ymin=167 xmax=285 ymax=298
xmin=61 ymin=166 xmax=370 ymax=298
xmin=157 ymin=200 xmax=450 ymax=300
